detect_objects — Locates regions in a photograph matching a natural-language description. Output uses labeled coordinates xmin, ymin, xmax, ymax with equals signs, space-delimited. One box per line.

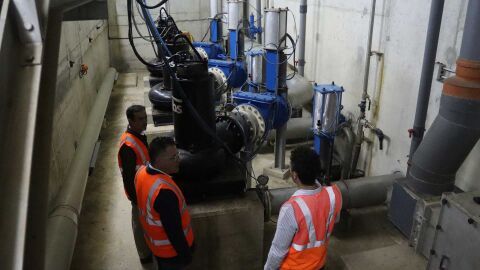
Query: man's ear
xmin=291 ymin=171 xmax=298 ymax=183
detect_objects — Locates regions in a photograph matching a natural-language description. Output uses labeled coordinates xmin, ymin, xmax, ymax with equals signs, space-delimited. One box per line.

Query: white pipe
xmin=297 ymin=0 xmax=307 ymax=75
xmin=210 ymin=0 xmax=218 ymax=18
xmin=45 ymin=68 xmax=116 ymax=270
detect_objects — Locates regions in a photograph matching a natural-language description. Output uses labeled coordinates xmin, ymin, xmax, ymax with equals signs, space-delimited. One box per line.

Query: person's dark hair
xmin=149 ymin=136 xmax=176 ymax=162
xmin=290 ymin=146 xmax=321 ymax=185
xmin=126 ymin=105 xmax=145 ymax=120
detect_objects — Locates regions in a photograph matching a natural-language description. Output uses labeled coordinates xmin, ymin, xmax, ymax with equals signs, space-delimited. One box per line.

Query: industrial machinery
xmin=312 ymin=83 xmax=344 ymax=179
xmin=192 ymin=0 xmax=226 ymax=60
xmin=198 ymin=0 xmax=248 ymax=91
xmin=130 ymin=0 xmax=298 ymax=200
xmin=137 ymin=7 xmax=191 ymax=126
xmin=232 ymin=7 xmax=293 ymax=173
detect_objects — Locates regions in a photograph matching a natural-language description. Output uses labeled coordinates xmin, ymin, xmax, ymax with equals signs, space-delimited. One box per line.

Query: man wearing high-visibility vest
xmin=135 ymin=137 xmax=194 ymax=270
xmin=117 ymin=105 xmax=152 ymax=264
xmin=265 ymin=146 xmax=342 ymax=270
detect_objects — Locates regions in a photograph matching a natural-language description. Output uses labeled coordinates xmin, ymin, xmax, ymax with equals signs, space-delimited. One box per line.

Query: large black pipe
xmin=172 ymin=61 xmax=216 ymax=152
xmin=409 ymin=0 xmax=445 ymax=157
xmin=406 ymin=0 xmax=480 ymax=195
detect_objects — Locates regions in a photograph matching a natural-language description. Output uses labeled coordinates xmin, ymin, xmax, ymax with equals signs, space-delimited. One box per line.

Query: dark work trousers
xmin=155 ymin=257 xmax=188 ymax=270
xmin=131 ymin=202 xmax=152 ymax=260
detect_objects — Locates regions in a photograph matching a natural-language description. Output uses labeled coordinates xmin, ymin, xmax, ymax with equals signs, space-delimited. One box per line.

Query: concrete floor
xmin=71 ymin=73 xmax=427 ymax=270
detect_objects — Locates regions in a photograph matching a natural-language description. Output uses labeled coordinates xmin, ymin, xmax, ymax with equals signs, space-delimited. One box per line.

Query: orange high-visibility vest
xmin=280 ymin=185 xmax=342 ymax=270
xmin=118 ymin=132 xmax=150 ymax=199
xmin=135 ymin=165 xmax=194 ymax=258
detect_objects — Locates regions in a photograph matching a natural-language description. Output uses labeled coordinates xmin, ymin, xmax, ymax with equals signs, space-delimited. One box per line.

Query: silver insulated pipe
xmin=269 ymin=173 xmax=400 ymax=215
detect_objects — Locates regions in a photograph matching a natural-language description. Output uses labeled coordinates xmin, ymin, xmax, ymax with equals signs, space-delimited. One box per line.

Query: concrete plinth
xmin=263 ymin=164 xmax=291 ymax=180
xmin=187 ymin=191 xmax=264 ymax=270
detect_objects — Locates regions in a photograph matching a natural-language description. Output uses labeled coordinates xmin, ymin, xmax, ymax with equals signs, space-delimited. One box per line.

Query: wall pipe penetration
xmin=406 ymin=0 xmax=480 ymax=195
xmin=269 ymin=173 xmax=400 ymax=215
xmin=45 ymin=68 xmax=116 ymax=270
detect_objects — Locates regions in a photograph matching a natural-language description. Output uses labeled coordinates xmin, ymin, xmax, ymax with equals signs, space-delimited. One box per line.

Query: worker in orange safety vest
xmin=135 ymin=136 xmax=194 ymax=270
xmin=117 ymin=104 xmax=152 ymax=264
xmin=264 ymin=146 xmax=342 ymax=270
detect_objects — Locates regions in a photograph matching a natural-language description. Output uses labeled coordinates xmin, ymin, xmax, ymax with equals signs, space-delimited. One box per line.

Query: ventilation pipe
xmin=408 ymin=0 xmax=445 ymax=158
xmin=45 ymin=68 xmax=116 ymax=270
xmin=406 ymin=0 xmax=480 ymax=195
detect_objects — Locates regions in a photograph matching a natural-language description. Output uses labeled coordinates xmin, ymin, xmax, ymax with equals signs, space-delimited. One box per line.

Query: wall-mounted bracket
xmin=436 ymin=61 xmax=455 ymax=82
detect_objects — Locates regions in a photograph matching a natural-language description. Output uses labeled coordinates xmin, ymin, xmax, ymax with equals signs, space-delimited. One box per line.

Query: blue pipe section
xmin=265 ymin=50 xmax=280 ymax=92
xmin=209 ymin=59 xmax=247 ymax=88
xmin=210 ymin=18 xmax=221 ymax=43
xmin=193 ymin=42 xmax=226 ymax=60
xmin=232 ymin=91 xmax=290 ymax=131
xmin=229 ymin=30 xmax=238 ymax=60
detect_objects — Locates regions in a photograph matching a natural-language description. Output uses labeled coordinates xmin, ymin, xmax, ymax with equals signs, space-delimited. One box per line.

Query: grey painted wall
xmin=48 ymin=20 xmax=110 ymax=210
xmin=108 ymin=0 xmax=211 ymax=71
xmin=254 ymin=0 xmax=479 ymax=191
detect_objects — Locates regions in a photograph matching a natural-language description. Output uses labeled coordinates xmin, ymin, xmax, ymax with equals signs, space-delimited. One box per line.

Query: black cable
xmin=200 ymin=21 xmax=212 ymax=42
xmin=127 ymin=0 xmax=162 ymax=68
xmin=136 ymin=0 xmax=259 ymax=184
xmin=135 ymin=0 xmax=168 ymax=10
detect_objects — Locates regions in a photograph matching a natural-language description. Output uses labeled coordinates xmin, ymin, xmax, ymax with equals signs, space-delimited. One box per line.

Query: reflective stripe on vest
xmin=136 ymin=166 xmax=193 ymax=258
xmin=124 ymin=136 xmax=148 ymax=164
xmin=145 ymin=177 xmax=187 ymax=228
xmin=147 ymin=223 xmax=192 ymax=246
xmin=324 ymin=187 xmax=336 ymax=240
xmin=291 ymin=186 xmax=337 ymax=252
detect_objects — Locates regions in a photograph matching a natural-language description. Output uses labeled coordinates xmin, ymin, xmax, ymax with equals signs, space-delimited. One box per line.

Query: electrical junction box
xmin=409 ymin=195 xmax=441 ymax=258
xmin=427 ymin=191 xmax=480 ymax=270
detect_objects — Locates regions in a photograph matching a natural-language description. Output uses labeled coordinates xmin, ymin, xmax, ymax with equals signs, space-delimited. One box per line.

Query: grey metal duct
xmin=409 ymin=0 xmax=445 ymax=158
xmin=406 ymin=0 xmax=480 ymax=195
xmin=45 ymin=68 xmax=116 ymax=270
xmin=269 ymin=173 xmax=400 ymax=214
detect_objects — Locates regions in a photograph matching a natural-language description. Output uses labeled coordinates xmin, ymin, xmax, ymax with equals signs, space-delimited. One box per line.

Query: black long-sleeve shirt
xmin=119 ymin=128 xmax=148 ymax=205
xmin=146 ymin=165 xmax=194 ymax=265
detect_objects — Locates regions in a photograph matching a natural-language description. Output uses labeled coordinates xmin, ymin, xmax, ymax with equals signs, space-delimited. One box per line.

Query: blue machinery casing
xmin=193 ymin=0 xmax=248 ymax=90
xmin=232 ymin=91 xmax=290 ymax=132
xmin=193 ymin=41 xmax=226 ymax=60
xmin=209 ymin=59 xmax=247 ymax=88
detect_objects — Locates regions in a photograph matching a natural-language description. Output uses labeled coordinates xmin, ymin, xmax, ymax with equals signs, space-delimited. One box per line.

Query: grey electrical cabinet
xmin=427 ymin=191 xmax=480 ymax=270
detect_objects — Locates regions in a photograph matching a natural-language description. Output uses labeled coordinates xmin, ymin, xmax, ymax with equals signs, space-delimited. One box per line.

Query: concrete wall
xmin=108 ymin=0 xmax=211 ymax=71
xmin=248 ymin=0 xmax=479 ymax=191
xmin=48 ymin=20 xmax=110 ymax=210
